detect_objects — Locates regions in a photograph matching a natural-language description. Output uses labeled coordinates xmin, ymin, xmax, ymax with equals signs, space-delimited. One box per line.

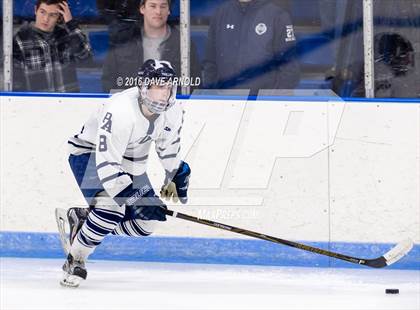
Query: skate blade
xmin=60 ymin=272 xmax=84 ymax=288
xmin=55 ymin=208 xmax=70 ymax=255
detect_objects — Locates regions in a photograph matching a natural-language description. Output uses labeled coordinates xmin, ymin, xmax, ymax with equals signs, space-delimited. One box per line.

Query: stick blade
xmin=364 ymin=238 xmax=414 ymax=268
xmin=383 ymin=238 xmax=414 ymax=266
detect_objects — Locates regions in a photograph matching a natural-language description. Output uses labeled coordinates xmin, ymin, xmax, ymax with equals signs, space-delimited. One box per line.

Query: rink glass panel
xmin=1 ymin=0 xmax=418 ymax=97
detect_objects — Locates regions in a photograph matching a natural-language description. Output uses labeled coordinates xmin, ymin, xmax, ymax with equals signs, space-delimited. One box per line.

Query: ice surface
xmin=1 ymin=257 xmax=419 ymax=310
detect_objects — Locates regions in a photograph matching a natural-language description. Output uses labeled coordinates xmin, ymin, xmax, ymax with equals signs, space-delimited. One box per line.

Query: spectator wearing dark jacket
xmin=13 ymin=0 xmax=92 ymax=92
xmin=102 ymin=0 xmax=202 ymax=93
xmin=203 ymin=0 xmax=300 ymax=95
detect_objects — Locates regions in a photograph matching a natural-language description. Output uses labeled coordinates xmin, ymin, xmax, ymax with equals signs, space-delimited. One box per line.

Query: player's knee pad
xmin=92 ymin=191 xmax=126 ymax=217
xmin=85 ymin=191 xmax=126 ymax=235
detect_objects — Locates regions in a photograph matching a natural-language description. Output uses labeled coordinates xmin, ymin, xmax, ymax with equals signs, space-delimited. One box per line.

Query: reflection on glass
xmin=329 ymin=0 xmax=419 ymax=98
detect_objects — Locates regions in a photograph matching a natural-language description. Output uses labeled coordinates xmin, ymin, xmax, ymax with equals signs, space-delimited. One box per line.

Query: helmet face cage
xmin=140 ymin=83 xmax=177 ymax=114
xmin=138 ymin=59 xmax=177 ymax=114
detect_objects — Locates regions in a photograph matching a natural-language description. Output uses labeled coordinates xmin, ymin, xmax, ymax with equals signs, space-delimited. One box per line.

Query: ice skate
xmin=60 ymin=253 xmax=87 ymax=288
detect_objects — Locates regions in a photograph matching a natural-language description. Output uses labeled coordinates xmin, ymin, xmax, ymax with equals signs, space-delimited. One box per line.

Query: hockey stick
xmin=165 ymin=209 xmax=413 ymax=268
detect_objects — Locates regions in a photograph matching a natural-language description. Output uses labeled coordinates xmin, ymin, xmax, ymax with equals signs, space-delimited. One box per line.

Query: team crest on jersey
xmin=285 ymin=25 xmax=296 ymax=42
xmin=100 ymin=112 xmax=113 ymax=133
xmin=255 ymin=23 xmax=267 ymax=35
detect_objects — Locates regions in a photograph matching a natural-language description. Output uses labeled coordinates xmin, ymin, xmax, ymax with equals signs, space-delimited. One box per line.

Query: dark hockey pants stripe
xmin=76 ymin=208 xmax=153 ymax=249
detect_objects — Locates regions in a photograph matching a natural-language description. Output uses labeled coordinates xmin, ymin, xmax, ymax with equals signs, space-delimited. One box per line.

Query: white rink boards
xmin=0 ymin=95 xmax=418 ymax=273
xmin=1 ymin=95 xmax=418 ymax=244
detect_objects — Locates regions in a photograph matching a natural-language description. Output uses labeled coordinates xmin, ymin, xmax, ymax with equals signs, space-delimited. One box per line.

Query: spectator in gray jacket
xmin=13 ymin=0 xmax=92 ymax=92
xmin=102 ymin=0 xmax=202 ymax=93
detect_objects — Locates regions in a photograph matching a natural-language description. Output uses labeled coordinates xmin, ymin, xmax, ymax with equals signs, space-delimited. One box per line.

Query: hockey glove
xmin=131 ymin=202 xmax=167 ymax=222
xmin=115 ymin=178 xmax=167 ymax=222
xmin=160 ymin=161 xmax=191 ymax=204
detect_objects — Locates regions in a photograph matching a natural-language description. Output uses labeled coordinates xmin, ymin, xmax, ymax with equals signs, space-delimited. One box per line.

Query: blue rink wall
xmin=1 ymin=93 xmax=419 ymax=270
xmin=0 ymin=232 xmax=419 ymax=270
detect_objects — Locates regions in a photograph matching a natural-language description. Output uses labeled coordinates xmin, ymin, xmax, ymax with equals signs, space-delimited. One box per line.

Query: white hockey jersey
xmin=68 ymin=87 xmax=184 ymax=198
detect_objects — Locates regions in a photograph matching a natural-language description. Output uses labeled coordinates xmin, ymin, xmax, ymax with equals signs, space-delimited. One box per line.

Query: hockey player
xmin=59 ymin=59 xmax=190 ymax=287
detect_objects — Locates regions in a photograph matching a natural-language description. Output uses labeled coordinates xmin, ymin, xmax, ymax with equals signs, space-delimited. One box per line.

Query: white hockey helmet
xmin=137 ymin=59 xmax=177 ymax=114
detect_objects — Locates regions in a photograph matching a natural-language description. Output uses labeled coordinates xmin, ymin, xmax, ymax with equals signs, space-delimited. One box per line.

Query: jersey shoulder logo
xmin=255 ymin=23 xmax=267 ymax=35
xmin=164 ymin=126 xmax=172 ymax=132
xmin=226 ymin=24 xmax=235 ymax=30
